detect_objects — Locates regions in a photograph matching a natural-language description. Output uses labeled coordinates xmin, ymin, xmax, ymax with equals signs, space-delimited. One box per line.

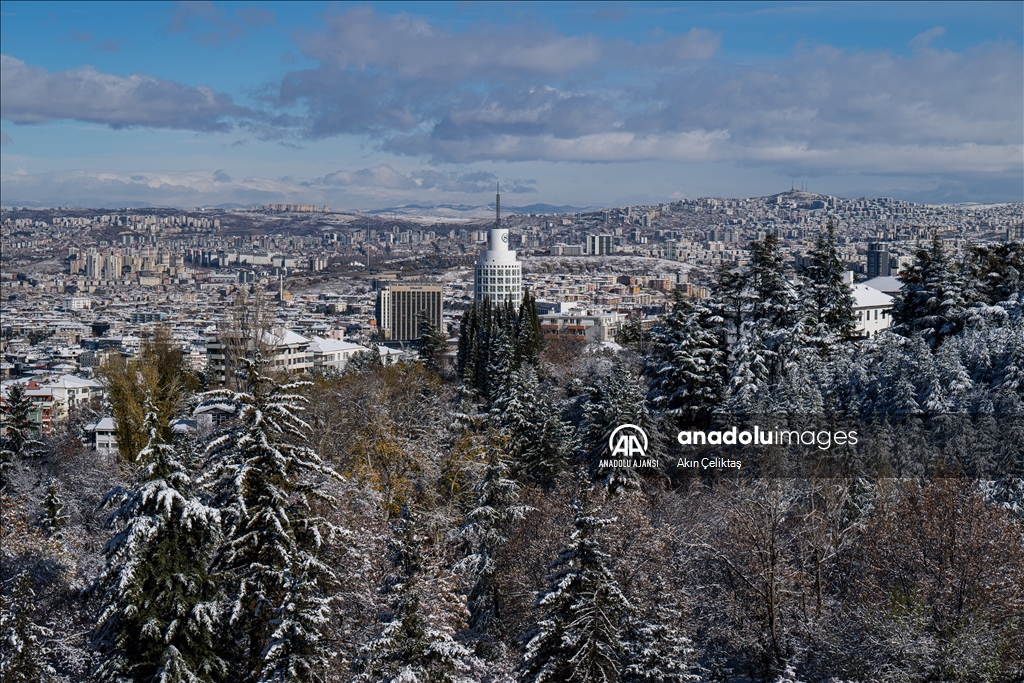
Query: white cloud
xmin=0 ymin=54 xmax=249 ymax=131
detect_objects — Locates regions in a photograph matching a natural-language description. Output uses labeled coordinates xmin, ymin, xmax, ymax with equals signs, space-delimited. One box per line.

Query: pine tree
xmin=1 ymin=383 xmax=45 ymax=488
xmin=519 ymin=485 xmax=630 ymax=683
xmin=41 ymin=479 xmax=68 ymax=537
xmin=458 ymin=451 xmax=531 ymax=641
xmin=725 ymin=323 xmax=773 ymax=417
xmin=621 ymin=598 xmax=699 ymax=683
xmin=891 ymin=234 xmax=967 ymax=348
xmin=485 ymin=325 xmax=516 ymax=402
xmin=92 ymin=401 xmax=224 ymax=683
xmin=518 ymin=292 xmax=543 ymax=367
xmin=0 ymin=571 xmax=55 ymax=683
xmin=492 ymin=366 xmax=573 ymax=486
xmin=355 ymin=508 xmax=479 ymax=683
xmin=258 ymin=554 xmax=336 ymax=683
xmin=580 ymin=364 xmax=662 ymax=494
xmin=199 ymin=356 xmax=339 ymax=681
xmin=418 ymin=310 xmax=449 ymax=375
xmin=345 ymin=344 xmax=384 ymax=375
xmin=457 ymin=303 xmax=479 ymax=384
xmin=799 ymin=223 xmax=855 ymax=345
xmin=474 ymin=297 xmax=494 ymax=394
xmin=750 ymin=234 xmax=797 ymax=330
xmin=645 ymin=294 xmax=728 ymax=427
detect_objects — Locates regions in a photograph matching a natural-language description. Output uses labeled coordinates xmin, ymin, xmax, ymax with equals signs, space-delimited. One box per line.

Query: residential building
xmin=866 ymin=242 xmax=891 ymax=278
xmin=308 ymin=336 xmax=369 ymax=373
xmin=852 ymin=284 xmax=893 ymax=338
xmin=587 ymin=234 xmax=614 ymax=256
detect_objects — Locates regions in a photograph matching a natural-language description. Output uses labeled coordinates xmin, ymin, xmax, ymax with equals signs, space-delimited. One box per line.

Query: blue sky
xmin=1 ymin=1 xmax=1021 ymax=209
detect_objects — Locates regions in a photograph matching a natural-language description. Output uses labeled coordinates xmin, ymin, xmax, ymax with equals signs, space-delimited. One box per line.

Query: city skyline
xmin=1 ymin=1 xmax=1022 ymax=209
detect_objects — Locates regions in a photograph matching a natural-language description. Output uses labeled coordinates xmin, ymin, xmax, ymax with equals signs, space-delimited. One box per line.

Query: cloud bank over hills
xmin=1 ymin=4 xmax=1021 ymax=208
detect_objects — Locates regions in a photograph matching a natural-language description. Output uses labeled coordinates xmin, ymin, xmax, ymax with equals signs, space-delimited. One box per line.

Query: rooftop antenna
xmin=495 ymin=182 xmax=501 ymax=227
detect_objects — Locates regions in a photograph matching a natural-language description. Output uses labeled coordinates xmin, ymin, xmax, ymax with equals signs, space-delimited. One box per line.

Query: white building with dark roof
xmin=852 ymin=284 xmax=893 ymax=338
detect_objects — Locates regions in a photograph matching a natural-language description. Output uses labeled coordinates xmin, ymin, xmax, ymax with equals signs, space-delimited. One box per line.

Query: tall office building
xmin=377 ymin=283 xmax=443 ymax=341
xmin=474 ymin=184 xmax=522 ymax=305
xmin=587 ymin=234 xmax=614 ymax=256
xmin=866 ymin=242 xmax=891 ymax=278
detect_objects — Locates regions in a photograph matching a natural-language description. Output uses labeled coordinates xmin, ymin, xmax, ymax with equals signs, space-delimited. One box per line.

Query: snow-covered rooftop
xmin=852 ymin=284 xmax=894 ymax=309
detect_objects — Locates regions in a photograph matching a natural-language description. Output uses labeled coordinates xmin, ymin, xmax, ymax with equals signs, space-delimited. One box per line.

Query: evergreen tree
xmin=199 ymin=356 xmax=339 ymax=681
xmin=492 ymin=366 xmax=573 ymax=486
xmin=799 ymin=223 xmax=855 ymax=345
xmin=0 ymin=571 xmax=55 ymax=683
xmin=725 ymin=322 xmax=773 ymax=417
xmin=891 ymin=234 xmax=967 ymax=348
xmin=345 ymin=344 xmax=384 ymax=375
xmin=258 ymin=554 xmax=336 ymax=683
xmin=645 ymin=294 xmax=728 ymax=427
xmin=1 ymin=383 xmax=45 ymax=488
xmin=963 ymin=242 xmax=1024 ymax=305
xmin=458 ymin=451 xmax=531 ymax=640
xmin=456 ymin=303 xmax=479 ymax=384
xmin=519 ymin=485 xmax=630 ymax=683
xmin=750 ymin=234 xmax=797 ymax=329
xmin=518 ymin=292 xmax=543 ymax=367
xmin=580 ymin=365 xmax=662 ymax=494
xmin=474 ymin=297 xmax=494 ymax=394
xmin=41 ymin=480 xmax=68 ymax=537
xmin=355 ymin=508 xmax=479 ymax=682
xmin=711 ymin=264 xmax=748 ymax=338
xmin=459 ymin=294 xmax=543 ymax=393
xmin=418 ymin=310 xmax=449 ymax=375
xmin=485 ymin=325 xmax=516 ymax=402
xmin=621 ymin=599 xmax=699 ymax=683
xmin=92 ymin=401 xmax=224 ymax=683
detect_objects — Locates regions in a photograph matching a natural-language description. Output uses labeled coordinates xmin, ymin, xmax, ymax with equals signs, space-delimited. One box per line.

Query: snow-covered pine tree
xmin=485 ymin=324 xmax=516 ymax=403
xmin=92 ymin=401 xmax=224 ymax=683
xmin=891 ymin=234 xmax=967 ymax=348
xmin=199 ymin=356 xmax=340 ymax=681
xmin=490 ymin=364 xmax=572 ymax=485
xmin=418 ymin=310 xmax=449 ymax=375
xmin=345 ymin=344 xmax=384 ymax=375
xmin=799 ymin=223 xmax=855 ymax=346
xmin=41 ymin=479 xmax=68 ymax=537
xmin=645 ymin=294 xmax=728 ymax=427
xmin=1 ymin=383 xmax=46 ymax=488
xmin=258 ymin=553 xmax=337 ymax=683
xmin=457 ymin=302 xmax=479 ymax=384
xmin=621 ymin=597 xmax=699 ymax=683
xmin=519 ymin=484 xmax=630 ymax=683
xmin=0 ymin=571 xmax=56 ymax=683
xmin=518 ymin=292 xmax=543 ymax=367
xmin=580 ymin=365 xmax=661 ymax=494
xmin=458 ymin=450 xmax=531 ymax=641
xmin=750 ymin=234 xmax=797 ymax=330
xmin=355 ymin=508 xmax=479 ymax=683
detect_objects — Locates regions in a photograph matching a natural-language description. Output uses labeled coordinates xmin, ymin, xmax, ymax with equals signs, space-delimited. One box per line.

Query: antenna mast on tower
xmin=495 ymin=182 xmax=501 ymax=227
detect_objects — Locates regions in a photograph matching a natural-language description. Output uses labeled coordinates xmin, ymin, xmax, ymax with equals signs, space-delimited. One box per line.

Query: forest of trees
xmin=2 ymin=233 xmax=1023 ymax=682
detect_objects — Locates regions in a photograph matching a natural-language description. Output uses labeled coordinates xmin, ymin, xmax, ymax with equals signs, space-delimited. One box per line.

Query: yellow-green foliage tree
xmin=100 ymin=327 xmax=199 ymax=463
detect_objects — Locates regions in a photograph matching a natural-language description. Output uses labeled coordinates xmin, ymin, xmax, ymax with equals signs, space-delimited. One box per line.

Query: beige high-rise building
xmin=377 ymin=283 xmax=443 ymax=341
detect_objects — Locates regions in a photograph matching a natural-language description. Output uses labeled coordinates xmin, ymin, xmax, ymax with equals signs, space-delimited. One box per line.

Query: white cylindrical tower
xmin=474 ymin=184 xmax=522 ymax=305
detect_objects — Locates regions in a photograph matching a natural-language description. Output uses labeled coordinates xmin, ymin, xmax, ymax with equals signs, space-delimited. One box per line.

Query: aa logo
xmin=609 ymin=424 xmax=648 ymax=458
